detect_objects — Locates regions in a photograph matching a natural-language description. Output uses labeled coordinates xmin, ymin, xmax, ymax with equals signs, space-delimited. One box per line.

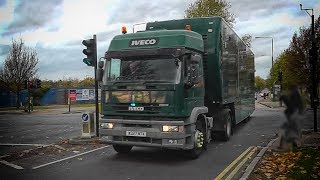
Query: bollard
xmin=68 ymin=97 xmax=71 ymax=113
xmin=81 ymin=112 xmax=96 ymax=138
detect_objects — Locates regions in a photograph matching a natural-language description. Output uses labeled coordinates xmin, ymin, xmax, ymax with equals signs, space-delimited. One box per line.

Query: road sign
xmin=82 ymin=113 xmax=89 ymax=122
xmin=82 ymin=89 xmax=89 ymax=100
xmin=69 ymin=90 xmax=77 ymax=101
xmin=89 ymin=89 xmax=94 ymax=100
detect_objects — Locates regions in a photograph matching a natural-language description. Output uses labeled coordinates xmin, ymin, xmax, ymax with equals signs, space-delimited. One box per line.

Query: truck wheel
xmin=187 ymin=120 xmax=205 ymax=159
xmin=113 ymin=145 xmax=132 ymax=154
xmin=221 ymin=113 xmax=232 ymax=141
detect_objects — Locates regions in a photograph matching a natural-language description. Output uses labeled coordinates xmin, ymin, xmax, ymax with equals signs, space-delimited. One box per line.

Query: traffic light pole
xmin=311 ymin=14 xmax=318 ymax=132
xmin=28 ymin=81 xmax=31 ymax=113
xmin=93 ymin=35 xmax=99 ymax=137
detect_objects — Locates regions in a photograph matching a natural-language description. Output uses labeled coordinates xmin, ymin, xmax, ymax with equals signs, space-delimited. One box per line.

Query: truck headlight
xmin=162 ymin=125 xmax=179 ymax=132
xmin=101 ymin=123 xmax=114 ymax=129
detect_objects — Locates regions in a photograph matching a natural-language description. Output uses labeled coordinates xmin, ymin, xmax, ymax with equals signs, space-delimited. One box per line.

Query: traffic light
xmin=36 ymin=79 xmax=41 ymax=88
xmin=82 ymin=38 xmax=96 ymax=66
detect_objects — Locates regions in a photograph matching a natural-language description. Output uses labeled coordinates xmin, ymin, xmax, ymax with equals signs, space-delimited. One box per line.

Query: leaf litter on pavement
xmin=249 ymin=146 xmax=320 ymax=179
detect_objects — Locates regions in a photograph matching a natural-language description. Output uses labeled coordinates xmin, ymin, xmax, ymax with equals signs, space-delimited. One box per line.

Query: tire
xmin=187 ymin=119 xmax=205 ymax=159
xmin=113 ymin=145 xmax=133 ymax=154
xmin=221 ymin=112 xmax=232 ymax=141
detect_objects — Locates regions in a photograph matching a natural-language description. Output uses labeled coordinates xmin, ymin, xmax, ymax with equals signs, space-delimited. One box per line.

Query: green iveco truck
xmin=98 ymin=17 xmax=255 ymax=159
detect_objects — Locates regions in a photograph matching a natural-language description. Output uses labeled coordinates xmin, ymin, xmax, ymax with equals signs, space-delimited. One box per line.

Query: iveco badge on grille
xmin=128 ymin=106 xmax=144 ymax=111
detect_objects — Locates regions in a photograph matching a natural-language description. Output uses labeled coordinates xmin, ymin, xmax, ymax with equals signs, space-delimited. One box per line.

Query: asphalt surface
xmin=0 ymin=103 xmax=318 ymax=180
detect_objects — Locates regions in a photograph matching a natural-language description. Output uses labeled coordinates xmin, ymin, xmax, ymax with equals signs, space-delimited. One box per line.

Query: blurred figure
xmin=279 ymin=86 xmax=304 ymax=148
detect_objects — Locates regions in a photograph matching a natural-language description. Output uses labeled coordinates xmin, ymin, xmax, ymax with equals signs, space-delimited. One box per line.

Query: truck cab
xmin=100 ymin=29 xmax=209 ymax=158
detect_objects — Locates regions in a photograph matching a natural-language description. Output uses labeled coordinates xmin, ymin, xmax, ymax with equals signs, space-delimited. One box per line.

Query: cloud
xmin=36 ymin=46 xmax=93 ymax=80
xmin=0 ymin=0 xmax=6 ymax=7
xmin=1 ymin=0 xmax=320 ymax=80
xmin=0 ymin=44 xmax=10 ymax=56
xmin=2 ymin=0 xmax=63 ymax=36
xmin=108 ymin=0 xmax=193 ymax=25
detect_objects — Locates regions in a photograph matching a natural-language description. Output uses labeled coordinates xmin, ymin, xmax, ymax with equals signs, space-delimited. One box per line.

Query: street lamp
xmin=255 ymin=36 xmax=274 ymax=68
xmin=300 ymin=3 xmax=318 ymax=132
xmin=255 ymin=36 xmax=275 ymax=101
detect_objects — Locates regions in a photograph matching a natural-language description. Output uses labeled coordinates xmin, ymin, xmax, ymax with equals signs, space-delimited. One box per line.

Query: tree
xmin=241 ymin=34 xmax=252 ymax=48
xmin=0 ymin=39 xmax=39 ymax=108
xmin=267 ymin=16 xmax=320 ymax=94
xmin=78 ymin=77 xmax=95 ymax=87
xmin=185 ymin=0 xmax=235 ymax=27
xmin=255 ymin=76 xmax=266 ymax=92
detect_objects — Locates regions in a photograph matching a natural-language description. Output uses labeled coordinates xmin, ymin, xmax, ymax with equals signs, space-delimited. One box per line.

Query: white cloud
xmin=1 ymin=0 xmax=320 ymax=80
xmin=0 ymin=0 xmax=14 ymax=25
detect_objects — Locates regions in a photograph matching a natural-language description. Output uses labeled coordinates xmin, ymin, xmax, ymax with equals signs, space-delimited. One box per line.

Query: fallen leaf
xmin=300 ymin=170 xmax=307 ymax=174
xmin=288 ymin=163 xmax=294 ymax=169
xmin=264 ymin=173 xmax=272 ymax=177
xmin=267 ymin=169 xmax=273 ymax=173
xmin=311 ymin=174 xmax=318 ymax=179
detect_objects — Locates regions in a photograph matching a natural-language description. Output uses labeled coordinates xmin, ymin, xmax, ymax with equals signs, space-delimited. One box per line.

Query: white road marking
xmin=0 ymin=160 xmax=24 ymax=170
xmin=32 ymin=145 xmax=109 ymax=170
xmin=0 ymin=155 xmax=10 ymax=158
xmin=0 ymin=143 xmax=49 ymax=147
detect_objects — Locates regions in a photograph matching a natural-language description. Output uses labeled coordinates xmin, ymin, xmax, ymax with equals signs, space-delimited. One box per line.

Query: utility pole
xmin=93 ymin=35 xmax=99 ymax=137
xmin=278 ymin=71 xmax=283 ymax=107
xmin=255 ymin=36 xmax=274 ymax=101
xmin=82 ymin=35 xmax=99 ymax=136
xmin=28 ymin=80 xmax=31 ymax=113
xmin=300 ymin=4 xmax=318 ymax=132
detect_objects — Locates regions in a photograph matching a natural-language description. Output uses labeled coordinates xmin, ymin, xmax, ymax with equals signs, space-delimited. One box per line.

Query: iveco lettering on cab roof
xmin=129 ymin=38 xmax=158 ymax=46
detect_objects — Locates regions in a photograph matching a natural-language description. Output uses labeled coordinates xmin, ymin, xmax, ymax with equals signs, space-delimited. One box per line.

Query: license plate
xmin=126 ymin=131 xmax=146 ymax=137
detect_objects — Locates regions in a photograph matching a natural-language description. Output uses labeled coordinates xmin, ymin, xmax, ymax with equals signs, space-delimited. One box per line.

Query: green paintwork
xmin=102 ymin=83 xmax=190 ymax=117
xmin=102 ymin=17 xmax=255 ymax=123
xmin=146 ymin=17 xmax=223 ymax=104
xmin=108 ymin=30 xmax=204 ymax=52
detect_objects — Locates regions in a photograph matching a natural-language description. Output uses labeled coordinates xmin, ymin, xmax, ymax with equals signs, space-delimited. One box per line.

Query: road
xmin=0 ymin=103 xmax=317 ymax=180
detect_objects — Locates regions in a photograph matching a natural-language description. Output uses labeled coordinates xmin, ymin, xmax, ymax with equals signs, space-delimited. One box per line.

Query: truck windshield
xmin=106 ymin=57 xmax=181 ymax=84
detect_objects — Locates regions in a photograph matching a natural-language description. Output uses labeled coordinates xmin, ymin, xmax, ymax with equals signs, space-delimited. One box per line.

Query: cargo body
xmin=99 ymin=17 xmax=255 ymax=158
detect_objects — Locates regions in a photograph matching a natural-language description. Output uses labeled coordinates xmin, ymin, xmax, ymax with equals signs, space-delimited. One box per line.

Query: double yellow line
xmin=215 ymin=146 xmax=257 ymax=180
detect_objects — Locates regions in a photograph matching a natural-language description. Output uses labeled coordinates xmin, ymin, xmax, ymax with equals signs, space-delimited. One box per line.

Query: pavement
xmin=238 ymin=98 xmax=320 ymax=179
xmin=0 ymin=105 xmax=95 ymax=115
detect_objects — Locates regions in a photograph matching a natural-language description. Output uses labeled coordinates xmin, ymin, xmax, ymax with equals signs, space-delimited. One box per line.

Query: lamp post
xmin=300 ymin=4 xmax=318 ymax=132
xmin=255 ymin=36 xmax=274 ymax=68
xmin=255 ymin=36 xmax=275 ymax=100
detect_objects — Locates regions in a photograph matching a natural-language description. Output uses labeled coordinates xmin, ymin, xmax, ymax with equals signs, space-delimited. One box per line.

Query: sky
xmin=0 ymin=0 xmax=319 ymax=80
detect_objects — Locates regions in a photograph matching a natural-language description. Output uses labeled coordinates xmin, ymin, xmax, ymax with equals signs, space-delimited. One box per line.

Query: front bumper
xmin=99 ymin=118 xmax=194 ymax=149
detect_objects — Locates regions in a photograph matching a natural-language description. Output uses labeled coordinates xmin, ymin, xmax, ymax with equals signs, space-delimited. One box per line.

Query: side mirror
xmin=185 ymin=64 xmax=199 ymax=89
xmin=96 ymin=60 xmax=104 ymax=82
